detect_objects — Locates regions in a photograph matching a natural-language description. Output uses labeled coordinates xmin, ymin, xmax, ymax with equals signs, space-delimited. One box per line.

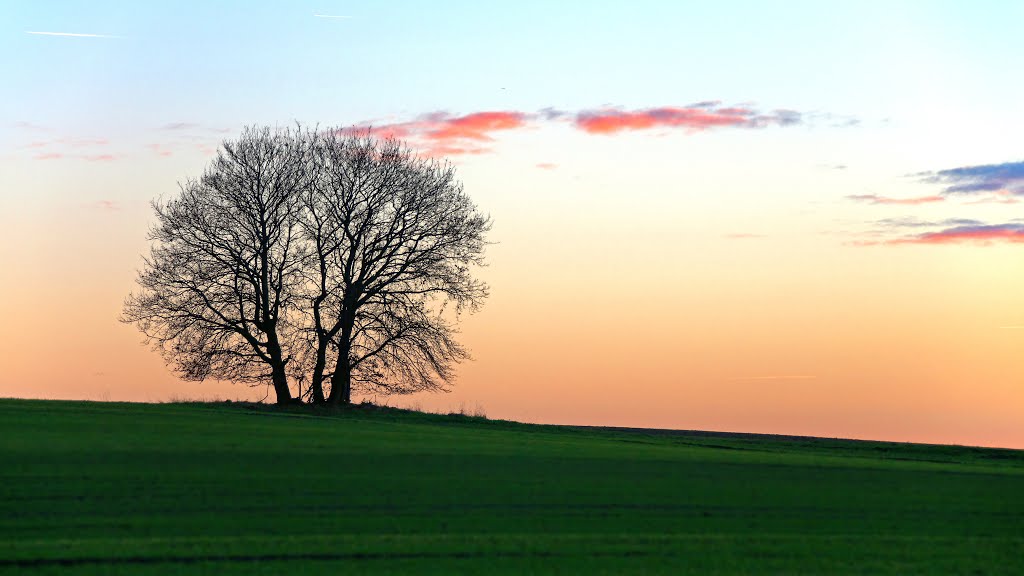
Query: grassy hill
xmin=1 ymin=398 xmax=1021 ymax=574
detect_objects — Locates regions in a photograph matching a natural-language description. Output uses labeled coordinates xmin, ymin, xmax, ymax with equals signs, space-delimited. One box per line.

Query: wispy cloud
xmin=874 ymin=217 xmax=983 ymax=229
xmin=25 ymin=31 xmax=123 ymax=39
xmin=25 ymin=136 xmax=110 ymax=160
xmin=28 ymin=141 xmax=115 ymax=162
xmin=724 ymin=233 xmax=766 ymax=239
xmin=94 ymin=200 xmax=119 ymax=211
xmin=313 ymin=14 xmax=351 ymax=19
xmin=358 ymin=102 xmax=807 ymax=155
xmin=64 ymin=138 xmax=108 ymax=148
xmin=847 ymin=161 xmax=1024 ymax=246
xmin=158 ymin=122 xmax=231 ymax=134
xmin=889 ymin=223 xmax=1024 ymax=245
xmin=964 ymin=190 xmax=1020 ymax=205
xmin=27 ymin=137 xmax=107 ymax=148
xmin=573 ymin=105 xmax=801 ymax=134
xmin=816 ymin=113 xmax=860 ymax=128
xmin=856 ymin=219 xmax=1024 ymax=245
xmin=847 ymin=194 xmax=945 ymax=205
xmin=915 ymin=161 xmax=1024 ymax=197
xmin=148 ymin=143 xmax=174 ymax=157
xmin=535 ymin=162 xmax=558 ymax=170
xmin=12 ymin=121 xmax=48 ymax=131
xmin=422 ymin=111 xmax=527 ymax=141
xmin=161 ymin=122 xmax=198 ymax=131
xmin=83 ymin=154 xmax=116 ymax=162
xmin=731 ymin=375 xmax=817 ymax=381
xmin=361 ymin=111 xmax=530 ymax=155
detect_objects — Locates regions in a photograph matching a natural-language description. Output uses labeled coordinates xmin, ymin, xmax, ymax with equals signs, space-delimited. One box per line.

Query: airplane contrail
xmin=732 ymin=375 xmax=817 ymax=381
xmin=26 ymin=31 xmax=122 ymax=38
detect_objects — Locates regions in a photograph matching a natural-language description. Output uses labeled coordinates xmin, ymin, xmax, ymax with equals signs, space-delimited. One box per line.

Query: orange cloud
xmin=359 ymin=104 xmax=804 ymax=155
xmin=576 ymin=107 xmax=749 ymax=133
xmin=574 ymin=106 xmax=800 ymax=134
xmin=425 ymin=111 xmax=528 ymax=141
xmin=847 ymin=194 xmax=945 ymax=205
xmin=364 ymin=111 xmax=529 ymax=155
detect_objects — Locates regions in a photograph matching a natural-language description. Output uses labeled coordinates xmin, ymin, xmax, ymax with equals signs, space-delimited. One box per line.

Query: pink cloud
xmin=348 ymin=103 xmax=806 ymax=156
xmin=364 ymin=111 xmax=529 ymax=156
xmin=24 ymin=136 xmax=110 ymax=160
xmin=32 ymin=151 xmax=117 ymax=161
xmin=94 ymin=200 xmax=119 ymax=211
xmin=423 ymin=111 xmax=528 ymax=141
xmin=888 ymin=224 xmax=1024 ymax=245
xmin=847 ymin=194 xmax=945 ymax=205
xmin=148 ymin=143 xmax=173 ymax=157
xmin=573 ymin=105 xmax=800 ymax=134
xmin=61 ymin=137 xmax=108 ymax=148
xmin=575 ymin=107 xmax=746 ymax=134
xmin=424 ymin=144 xmax=489 ymax=156
xmin=965 ymin=191 xmax=1020 ymax=205
xmin=535 ymin=162 xmax=558 ymax=170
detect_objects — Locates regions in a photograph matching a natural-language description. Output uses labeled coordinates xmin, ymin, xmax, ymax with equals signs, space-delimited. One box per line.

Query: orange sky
xmin=2 ymin=2 xmax=1023 ymax=449
xmin=2 ymin=139 xmax=1022 ymax=448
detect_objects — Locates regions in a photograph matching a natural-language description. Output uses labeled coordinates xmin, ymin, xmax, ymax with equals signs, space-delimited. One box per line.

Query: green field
xmin=1 ymin=399 xmax=1021 ymax=574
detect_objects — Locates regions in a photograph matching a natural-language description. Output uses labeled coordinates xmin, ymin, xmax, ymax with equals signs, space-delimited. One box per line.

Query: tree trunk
xmin=310 ymin=375 xmax=327 ymax=404
xmin=270 ymin=362 xmax=293 ymax=405
xmin=309 ymin=336 xmax=328 ymax=404
xmin=266 ymin=330 xmax=294 ymax=405
xmin=327 ymin=328 xmax=353 ymax=405
xmin=326 ymin=306 xmax=355 ymax=405
xmin=327 ymin=364 xmax=351 ymax=404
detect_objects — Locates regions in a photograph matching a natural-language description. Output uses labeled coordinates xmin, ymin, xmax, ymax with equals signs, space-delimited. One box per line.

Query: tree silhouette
xmin=300 ymin=133 xmax=490 ymax=404
xmin=123 ymin=126 xmax=489 ymax=405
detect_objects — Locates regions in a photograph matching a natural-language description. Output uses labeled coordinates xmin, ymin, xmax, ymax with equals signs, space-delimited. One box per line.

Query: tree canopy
xmin=123 ymin=126 xmax=490 ymax=404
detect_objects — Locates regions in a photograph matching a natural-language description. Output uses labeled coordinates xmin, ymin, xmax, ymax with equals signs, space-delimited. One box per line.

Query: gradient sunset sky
xmin=2 ymin=1 xmax=1023 ymax=448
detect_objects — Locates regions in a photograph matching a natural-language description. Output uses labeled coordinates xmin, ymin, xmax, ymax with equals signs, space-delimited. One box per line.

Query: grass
xmin=0 ymin=398 xmax=1021 ymax=574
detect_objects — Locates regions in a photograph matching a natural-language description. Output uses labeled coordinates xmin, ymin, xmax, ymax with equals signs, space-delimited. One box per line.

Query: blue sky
xmin=5 ymin=1 xmax=1022 ymax=134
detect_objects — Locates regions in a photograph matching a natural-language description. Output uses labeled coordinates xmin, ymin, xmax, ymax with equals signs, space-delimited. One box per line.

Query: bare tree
xmin=300 ymin=132 xmax=490 ymax=404
xmin=124 ymin=126 xmax=490 ymax=405
xmin=123 ymin=126 xmax=312 ymax=404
